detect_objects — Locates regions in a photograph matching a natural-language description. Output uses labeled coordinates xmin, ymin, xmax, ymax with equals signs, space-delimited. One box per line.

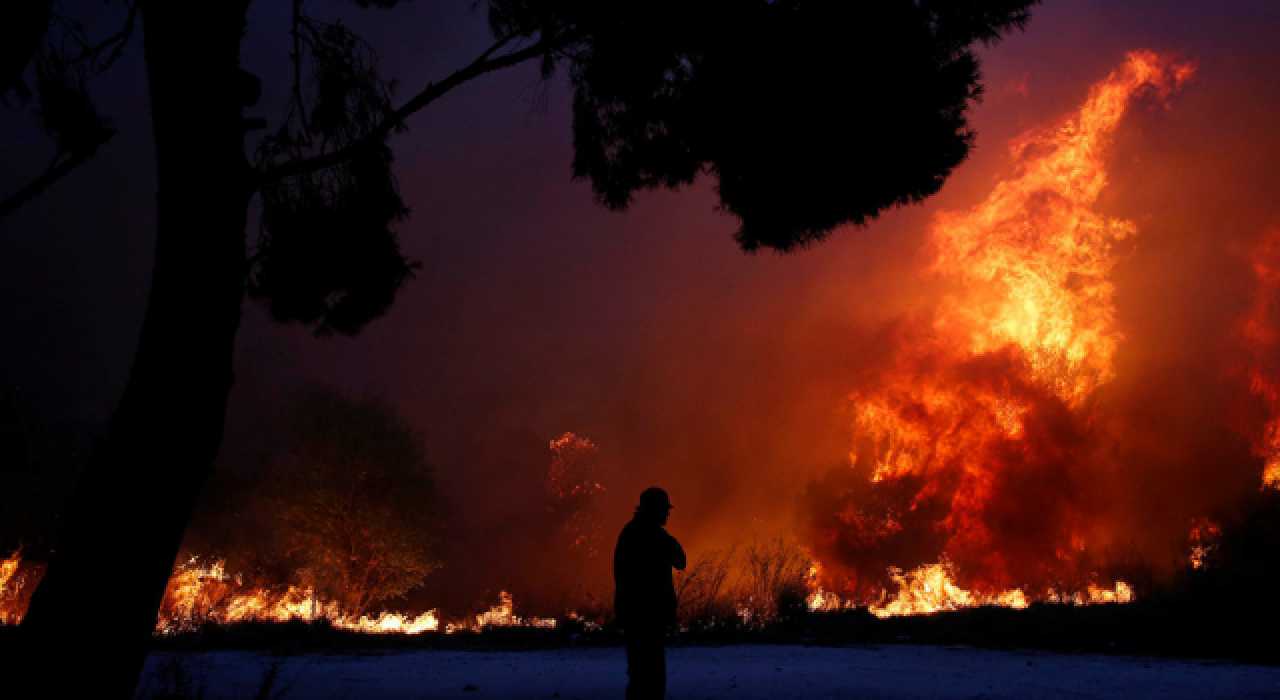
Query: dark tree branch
xmin=55 ymin=1 xmax=139 ymax=74
xmin=0 ymin=1 xmax=136 ymax=220
xmin=472 ymin=31 xmax=518 ymax=64
xmin=51 ymin=2 xmax=140 ymax=75
xmin=0 ymin=129 xmax=116 ymax=219
xmin=80 ymin=0 xmax=140 ymax=76
xmin=257 ymin=30 xmax=568 ymax=186
xmin=50 ymin=14 xmax=91 ymax=55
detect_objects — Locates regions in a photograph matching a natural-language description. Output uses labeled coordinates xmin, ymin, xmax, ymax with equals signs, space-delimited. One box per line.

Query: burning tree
xmin=268 ymin=386 xmax=440 ymax=619
xmin=546 ymin=432 xmax=607 ymax=557
xmin=806 ymin=51 xmax=1198 ymax=606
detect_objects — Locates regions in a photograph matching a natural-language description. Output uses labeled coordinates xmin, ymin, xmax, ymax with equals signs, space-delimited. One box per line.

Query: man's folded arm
xmin=668 ymin=533 xmax=687 ymax=570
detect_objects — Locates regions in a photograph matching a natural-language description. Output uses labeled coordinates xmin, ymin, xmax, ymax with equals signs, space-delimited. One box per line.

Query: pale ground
xmin=136 ymin=645 xmax=1280 ymax=700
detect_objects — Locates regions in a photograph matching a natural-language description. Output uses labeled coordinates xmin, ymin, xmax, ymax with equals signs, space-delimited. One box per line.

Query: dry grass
xmin=674 ymin=535 xmax=812 ymax=629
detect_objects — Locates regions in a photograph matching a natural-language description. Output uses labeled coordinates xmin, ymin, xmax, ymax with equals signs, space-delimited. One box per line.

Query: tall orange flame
xmin=822 ymin=51 xmax=1196 ymax=608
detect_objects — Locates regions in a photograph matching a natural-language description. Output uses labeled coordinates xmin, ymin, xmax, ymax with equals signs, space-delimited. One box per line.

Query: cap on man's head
xmin=638 ymin=487 xmax=673 ymax=512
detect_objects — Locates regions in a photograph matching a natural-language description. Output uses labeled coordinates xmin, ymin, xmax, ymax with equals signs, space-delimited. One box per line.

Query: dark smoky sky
xmin=2 ymin=1 xmax=1279 ymax=607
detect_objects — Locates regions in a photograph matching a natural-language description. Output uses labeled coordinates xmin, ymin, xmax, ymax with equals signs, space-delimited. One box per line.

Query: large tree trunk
xmin=10 ymin=2 xmax=252 ymax=697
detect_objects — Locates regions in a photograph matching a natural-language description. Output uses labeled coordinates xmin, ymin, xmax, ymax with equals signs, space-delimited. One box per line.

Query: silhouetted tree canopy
xmin=5 ymin=1 xmax=1037 ymax=331
xmin=251 ymin=18 xmax=416 ymax=336
xmin=245 ymin=0 xmax=1038 ymax=335
xmin=488 ymin=0 xmax=1037 ymax=251
xmin=0 ymin=2 xmax=124 ymax=219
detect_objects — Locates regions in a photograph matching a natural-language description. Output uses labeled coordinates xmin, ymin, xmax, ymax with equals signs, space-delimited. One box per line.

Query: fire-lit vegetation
xmin=266 ymin=386 xmax=441 ymax=619
xmin=6 ymin=507 xmax=1280 ymax=664
xmin=670 ymin=538 xmax=1134 ymax=628
xmin=546 ymin=432 xmax=608 ymax=557
xmin=673 ymin=537 xmax=812 ymax=628
xmin=2 ymin=550 xmax=556 ymax=636
xmin=0 ymin=534 xmax=1138 ymax=638
xmin=155 ymin=554 xmax=560 ymax=635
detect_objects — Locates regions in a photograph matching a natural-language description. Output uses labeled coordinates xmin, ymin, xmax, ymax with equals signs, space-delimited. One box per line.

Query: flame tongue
xmin=930 ymin=50 xmax=1194 ymax=407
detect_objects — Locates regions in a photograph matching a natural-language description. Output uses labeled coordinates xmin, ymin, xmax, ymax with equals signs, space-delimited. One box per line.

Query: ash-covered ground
xmin=136 ymin=645 xmax=1280 ymax=699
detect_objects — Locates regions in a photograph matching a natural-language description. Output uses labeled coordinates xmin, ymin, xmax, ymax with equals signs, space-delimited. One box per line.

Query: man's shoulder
xmin=615 ymin=518 xmax=641 ymax=548
xmin=617 ymin=518 xmax=662 ymax=544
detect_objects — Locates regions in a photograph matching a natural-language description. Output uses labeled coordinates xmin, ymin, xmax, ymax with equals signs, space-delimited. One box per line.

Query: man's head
xmin=637 ymin=486 xmax=674 ymax=525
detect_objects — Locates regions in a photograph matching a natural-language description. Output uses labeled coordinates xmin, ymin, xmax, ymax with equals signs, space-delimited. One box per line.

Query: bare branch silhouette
xmin=0 ymin=128 xmax=115 ymax=218
xmin=257 ymin=30 xmax=568 ymax=186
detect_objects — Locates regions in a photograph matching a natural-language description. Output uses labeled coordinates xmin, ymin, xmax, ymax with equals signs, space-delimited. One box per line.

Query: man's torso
xmin=613 ymin=519 xmax=679 ymax=625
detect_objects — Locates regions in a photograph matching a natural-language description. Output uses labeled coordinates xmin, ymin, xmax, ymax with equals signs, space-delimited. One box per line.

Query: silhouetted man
xmin=614 ymin=486 xmax=686 ymax=700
